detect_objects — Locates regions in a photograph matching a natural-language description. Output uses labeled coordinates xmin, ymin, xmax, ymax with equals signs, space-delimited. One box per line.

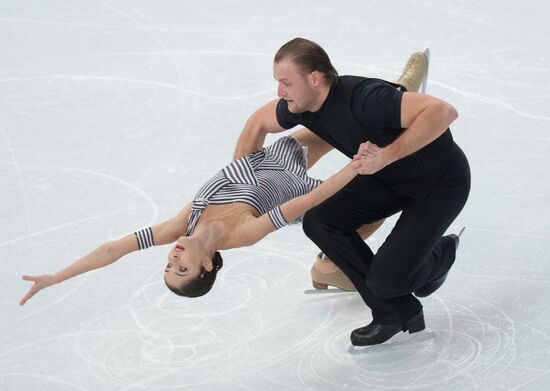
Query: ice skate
xmin=395 ymin=48 xmax=430 ymax=93
xmin=311 ymin=252 xmax=356 ymax=291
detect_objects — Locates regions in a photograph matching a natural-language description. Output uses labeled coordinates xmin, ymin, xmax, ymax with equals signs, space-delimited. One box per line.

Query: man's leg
xmin=349 ymin=148 xmax=470 ymax=345
xmin=303 ymin=149 xmax=470 ymax=344
xmin=290 ymin=127 xmax=385 ymax=291
xmin=366 ymin=147 xmax=471 ymax=302
xmin=303 ymin=175 xmax=410 ymax=323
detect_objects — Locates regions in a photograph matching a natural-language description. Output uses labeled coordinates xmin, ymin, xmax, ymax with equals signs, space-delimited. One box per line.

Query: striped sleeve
xmin=267 ymin=206 xmax=289 ymax=230
xmin=134 ymin=227 xmax=155 ymax=250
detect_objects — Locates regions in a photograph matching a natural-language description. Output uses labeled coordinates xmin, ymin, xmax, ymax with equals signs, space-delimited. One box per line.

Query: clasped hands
xmin=351 ymin=141 xmax=390 ymax=175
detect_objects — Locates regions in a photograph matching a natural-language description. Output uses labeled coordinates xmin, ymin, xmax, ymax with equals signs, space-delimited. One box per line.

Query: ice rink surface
xmin=1 ymin=0 xmax=549 ymax=390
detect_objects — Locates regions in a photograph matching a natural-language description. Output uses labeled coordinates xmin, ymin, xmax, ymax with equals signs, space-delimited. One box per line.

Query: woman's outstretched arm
xmin=239 ymin=162 xmax=358 ymax=246
xmin=19 ymin=202 xmax=192 ymax=305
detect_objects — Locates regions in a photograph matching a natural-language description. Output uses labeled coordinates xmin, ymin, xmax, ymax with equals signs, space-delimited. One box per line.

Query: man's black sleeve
xmin=352 ymin=80 xmax=404 ymax=130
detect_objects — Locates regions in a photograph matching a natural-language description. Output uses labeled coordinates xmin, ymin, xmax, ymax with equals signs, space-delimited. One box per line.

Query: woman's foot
xmin=311 ymin=252 xmax=357 ymax=291
xmin=394 ymin=48 xmax=430 ymax=93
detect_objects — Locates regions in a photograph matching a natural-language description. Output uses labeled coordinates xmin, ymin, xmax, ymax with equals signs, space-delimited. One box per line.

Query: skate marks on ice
xmin=294 ymin=292 xmax=548 ymax=391
xmin=2 ymin=0 xmax=550 ymax=389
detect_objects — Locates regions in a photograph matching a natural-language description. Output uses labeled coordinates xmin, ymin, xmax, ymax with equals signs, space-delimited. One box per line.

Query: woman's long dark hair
xmin=165 ymin=251 xmax=223 ymax=298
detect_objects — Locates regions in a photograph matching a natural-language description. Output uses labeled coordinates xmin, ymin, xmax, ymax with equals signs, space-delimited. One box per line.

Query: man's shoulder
xmin=334 ymin=75 xmax=403 ymax=126
xmin=336 ymin=76 xmax=395 ymax=97
xmin=337 ymin=75 xmax=391 ymax=85
xmin=336 ymin=75 xmax=368 ymax=90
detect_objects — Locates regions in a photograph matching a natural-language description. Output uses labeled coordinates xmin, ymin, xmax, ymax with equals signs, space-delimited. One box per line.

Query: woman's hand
xmin=351 ymin=141 xmax=389 ymax=175
xmin=19 ymin=274 xmax=57 ymax=306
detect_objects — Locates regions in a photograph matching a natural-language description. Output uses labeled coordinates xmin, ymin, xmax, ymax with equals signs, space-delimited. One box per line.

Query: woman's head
xmin=164 ymin=237 xmax=224 ymax=298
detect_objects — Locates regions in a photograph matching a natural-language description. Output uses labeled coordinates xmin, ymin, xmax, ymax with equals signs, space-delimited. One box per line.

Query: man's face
xmin=273 ymin=59 xmax=315 ymax=113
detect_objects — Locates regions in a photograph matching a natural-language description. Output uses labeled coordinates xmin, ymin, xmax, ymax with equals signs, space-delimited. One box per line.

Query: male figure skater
xmin=234 ymin=38 xmax=470 ymax=346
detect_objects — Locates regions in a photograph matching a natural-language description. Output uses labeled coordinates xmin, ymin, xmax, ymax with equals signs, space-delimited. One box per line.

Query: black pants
xmin=303 ymin=147 xmax=471 ymax=326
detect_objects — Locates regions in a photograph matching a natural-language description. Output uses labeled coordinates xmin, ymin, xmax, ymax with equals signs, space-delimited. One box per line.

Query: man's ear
xmin=310 ymin=71 xmax=322 ymax=87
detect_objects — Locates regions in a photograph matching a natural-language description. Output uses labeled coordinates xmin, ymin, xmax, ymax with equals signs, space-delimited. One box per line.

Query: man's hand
xmin=19 ymin=274 xmax=56 ymax=306
xmin=351 ymin=141 xmax=389 ymax=175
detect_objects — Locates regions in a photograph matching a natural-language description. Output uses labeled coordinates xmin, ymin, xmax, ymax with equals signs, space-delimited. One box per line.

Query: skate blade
xmin=421 ymin=47 xmax=430 ymax=94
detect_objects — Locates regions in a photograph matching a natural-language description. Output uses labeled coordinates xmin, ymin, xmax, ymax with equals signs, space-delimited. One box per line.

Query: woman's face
xmin=164 ymin=236 xmax=213 ymax=289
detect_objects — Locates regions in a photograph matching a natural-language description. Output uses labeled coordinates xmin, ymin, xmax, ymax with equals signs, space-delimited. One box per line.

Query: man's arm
xmin=355 ymin=92 xmax=458 ymax=173
xmin=233 ymin=99 xmax=286 ymax=160
xmin=383 ymin=92 xmax=458 ymax=165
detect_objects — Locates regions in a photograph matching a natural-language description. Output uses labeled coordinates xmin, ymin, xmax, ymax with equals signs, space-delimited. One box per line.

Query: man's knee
xmin=366 ymin=276 xmax=404 ymax=299
xmin=366 ymin=261 xmax=408 ymax=299
xmin=302 ymin=206 xmax=328 ymax=240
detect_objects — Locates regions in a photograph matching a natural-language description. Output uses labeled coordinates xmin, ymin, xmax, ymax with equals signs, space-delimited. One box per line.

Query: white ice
xmin=1 ymin=1 xmax=550 ymax=390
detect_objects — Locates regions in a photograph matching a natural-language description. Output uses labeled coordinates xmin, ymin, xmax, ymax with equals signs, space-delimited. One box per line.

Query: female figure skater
xmin=19 ymin=128 xmax=380 ymax=303
xmin=19 ymin=49 xmax=427 ymax=304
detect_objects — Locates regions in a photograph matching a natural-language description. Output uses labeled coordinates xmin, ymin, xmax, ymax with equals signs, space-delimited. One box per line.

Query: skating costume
xmin=184 ymin=136 xmax=321 ymax=236
xmin=277 ymin=76 xmax=471 ymax=325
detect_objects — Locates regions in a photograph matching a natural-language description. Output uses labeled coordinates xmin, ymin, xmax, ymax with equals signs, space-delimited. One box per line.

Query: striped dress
xmin=185 ymin=136 xmax=322 ymax=236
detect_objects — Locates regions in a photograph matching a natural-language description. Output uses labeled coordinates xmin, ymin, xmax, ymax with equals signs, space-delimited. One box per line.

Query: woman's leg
xmin=311 ymin=218 xmax=385 ymax=291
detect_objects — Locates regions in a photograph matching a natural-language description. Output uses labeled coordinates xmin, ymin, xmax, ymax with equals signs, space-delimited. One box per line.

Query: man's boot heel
xmin=406 ymin=311 xmax=426 ymax=334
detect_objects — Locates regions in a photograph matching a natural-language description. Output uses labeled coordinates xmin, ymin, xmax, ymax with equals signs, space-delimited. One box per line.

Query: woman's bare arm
xmin=19 ymin=202 xmax=192 ymax=305
xmin=239 ymin=163 xmax=357 ymax=246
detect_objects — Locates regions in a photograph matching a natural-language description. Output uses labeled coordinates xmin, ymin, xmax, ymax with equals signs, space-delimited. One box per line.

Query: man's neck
xmin=310 ymin=83 xmax=331 ymax=113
